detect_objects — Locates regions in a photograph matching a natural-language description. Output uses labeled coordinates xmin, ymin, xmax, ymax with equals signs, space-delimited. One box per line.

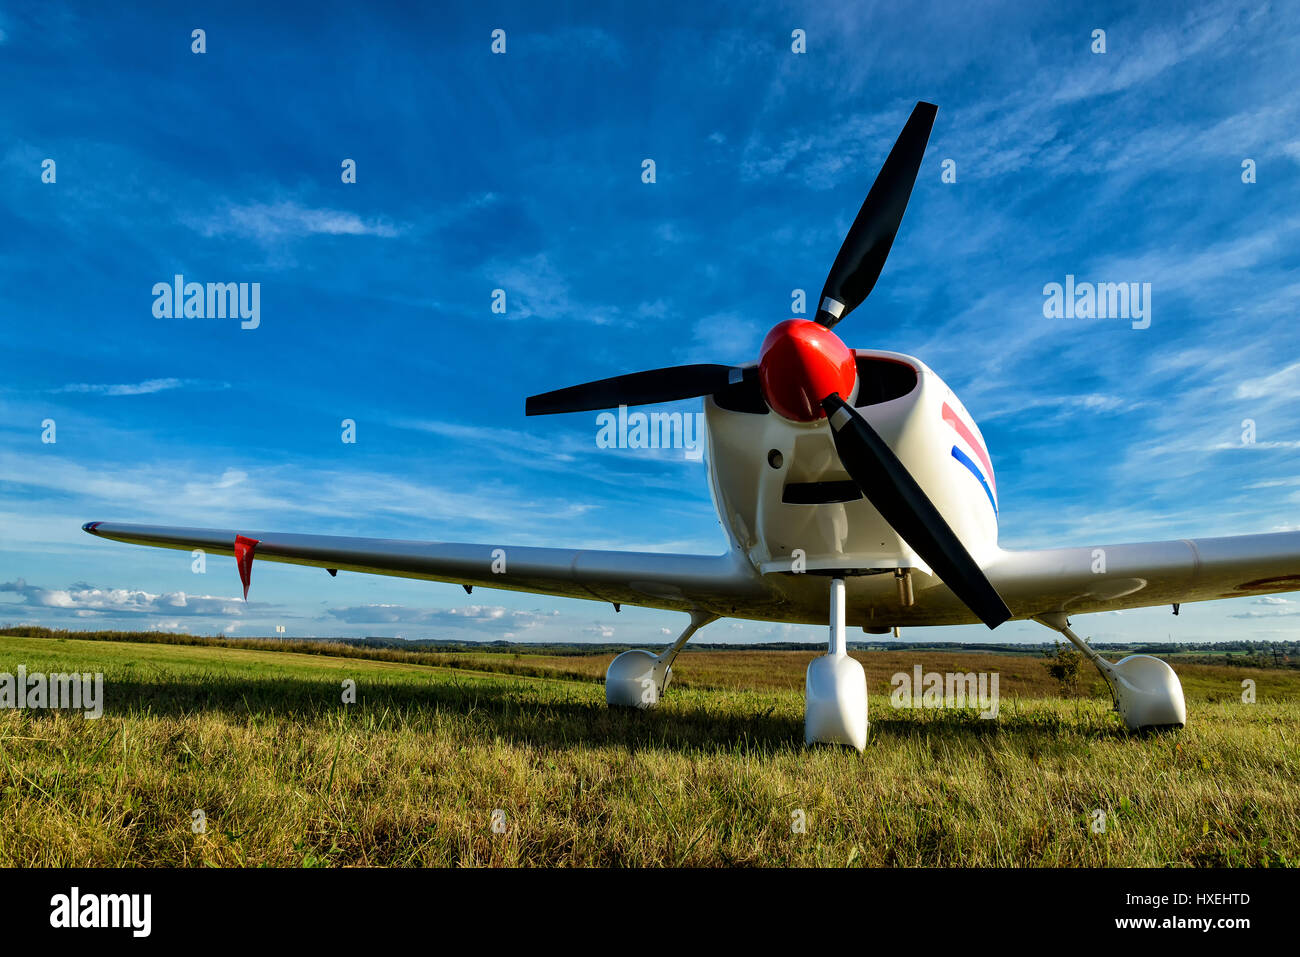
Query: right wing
xmin=81 ymin=521 xmax=775 ymax=617
xmin=986 ymin=531 xmax=1300 ymax=618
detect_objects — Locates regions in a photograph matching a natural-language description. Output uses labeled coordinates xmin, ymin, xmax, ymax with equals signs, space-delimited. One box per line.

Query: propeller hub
xmin=758 ymin=319 xmax=858 ymax=422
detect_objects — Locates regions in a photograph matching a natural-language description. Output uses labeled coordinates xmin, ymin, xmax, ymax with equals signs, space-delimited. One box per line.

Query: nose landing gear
xmin=805 ymin=577 xmax=869 ymax=750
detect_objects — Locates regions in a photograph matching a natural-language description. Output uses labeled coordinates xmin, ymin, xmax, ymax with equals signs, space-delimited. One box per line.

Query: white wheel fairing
xmin=605 ymin=650 xmax=663 ymax=709
xmin=804 ymin=654 xmax=869 ymax=751
xmin=1106 ymin=654 xmax=1187 ymax=730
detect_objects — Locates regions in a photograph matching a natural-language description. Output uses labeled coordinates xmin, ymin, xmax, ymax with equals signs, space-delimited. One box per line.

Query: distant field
xmin=0 ymin=632 xmax=1296 ymax=867
xmin=417 ymin=647 xmax=1300 ymax=701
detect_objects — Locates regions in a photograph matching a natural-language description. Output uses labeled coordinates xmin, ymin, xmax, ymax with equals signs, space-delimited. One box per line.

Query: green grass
xmin=0 ymin=633 xmax=1296 ymax=867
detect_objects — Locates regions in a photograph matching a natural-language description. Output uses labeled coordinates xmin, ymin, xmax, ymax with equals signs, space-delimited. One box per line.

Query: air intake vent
xmin=854 ymin=356 xmax=918 ymax=406
xmin=782 ymin=480 xmax=863 ymax=504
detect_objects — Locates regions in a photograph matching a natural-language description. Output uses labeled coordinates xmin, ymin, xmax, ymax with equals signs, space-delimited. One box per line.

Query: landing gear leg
xmin=804 ymin=577 xmax=868 ymax=750
xmin=1035 ymin=612 xmax=1186 ymax=730
xmin=605 ymin=609 xmax=719 ymax=708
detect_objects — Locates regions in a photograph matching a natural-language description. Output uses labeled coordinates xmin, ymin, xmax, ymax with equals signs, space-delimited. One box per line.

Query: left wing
xmin=81 ymin=521 xmax=774 ymax=617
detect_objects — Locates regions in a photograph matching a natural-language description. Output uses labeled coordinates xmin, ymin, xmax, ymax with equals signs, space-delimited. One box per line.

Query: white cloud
xmin=213 ymin=468 xmax=248 ymax=489
xmin=981 ymin=392 xmax=1146 ymax=422
xmin=53 ymin=378 xmax=227 ymax=397
xmin=0 ymin=449 xmax=596 ymax=536
xmin=0 ymin=579 xmax=249 ymax=617
xmin=1236 ymin=361 xmax=1300 ymax=400
xmin=325 ymin=602 xmax=551 ymax=631
xmin=485 ymin=253 xmax=620 ymax=324
xmin=195 ymin=201 xmax=402 ymax=241
xmin=678 ymin=310 xmax=762 ymax=365
xmin=1052 ymin=7 xmax=1236 ymax=103
xmin=739 ymin=106 xmax=898 ymax=188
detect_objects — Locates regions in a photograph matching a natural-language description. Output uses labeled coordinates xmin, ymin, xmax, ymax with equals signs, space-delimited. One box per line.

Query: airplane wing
xmin=80 ymin=521 xmax=773 ymax=618
xmin=81 ymin=522 xmax=1300 ymax=627
xmin=987 ymin=531 xmax=1300 ymax=618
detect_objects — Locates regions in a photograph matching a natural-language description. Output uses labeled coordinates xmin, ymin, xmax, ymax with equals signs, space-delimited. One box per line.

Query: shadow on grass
xmin=20 ymin=674 xmax=808 ymax=754
xmin=868 ymin=710 xmax=1135 ymax=743
xmin=14 ymin=669 xmax=1164 ymax=754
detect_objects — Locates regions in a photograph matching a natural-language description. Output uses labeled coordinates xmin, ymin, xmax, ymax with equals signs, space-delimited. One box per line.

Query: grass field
xmin=0 ymin=632 xmax=1296 ymax=867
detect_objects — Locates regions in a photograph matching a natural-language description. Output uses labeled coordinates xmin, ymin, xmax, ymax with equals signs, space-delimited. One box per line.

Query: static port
xmin=767 ymin=449 xmax=784 ymax=469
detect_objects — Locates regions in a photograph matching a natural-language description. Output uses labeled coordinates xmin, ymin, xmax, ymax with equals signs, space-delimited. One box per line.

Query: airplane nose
xmin=757 ymin=319 xmax=858 ymax=421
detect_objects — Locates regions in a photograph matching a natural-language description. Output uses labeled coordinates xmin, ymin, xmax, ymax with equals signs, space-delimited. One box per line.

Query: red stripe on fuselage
xmin=942 ymin=402 xmax=996 ymax=494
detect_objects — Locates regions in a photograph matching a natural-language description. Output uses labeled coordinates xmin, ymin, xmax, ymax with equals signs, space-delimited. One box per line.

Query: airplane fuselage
xmin=704 ymin=348 xmax=1002 ymax=630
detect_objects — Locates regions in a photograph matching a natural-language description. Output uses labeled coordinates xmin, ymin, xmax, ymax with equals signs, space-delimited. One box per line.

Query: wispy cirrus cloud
xmin=0 ymin=449 xmax=598 ymax=539
xmin=1236 ymin=361 xmax=1300 ymax=400
xmin=52 ymin=378 xmax=230 ymax=397
xmin=192 ymin=200 xmax=403 ymax=241
xmin=483 ymin=253 xmax=622 ymax=324
xmin=1050 ymin=5 xmax=1239 ymax=103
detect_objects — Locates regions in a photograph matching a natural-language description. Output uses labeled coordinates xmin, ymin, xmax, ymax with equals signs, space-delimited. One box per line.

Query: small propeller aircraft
xmin=84 ymin=102 xmax=1300 ymax=749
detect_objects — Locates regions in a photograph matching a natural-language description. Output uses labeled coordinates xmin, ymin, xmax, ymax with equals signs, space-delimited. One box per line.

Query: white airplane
xmin=84 ymin=102 xmax=1300 ymax=750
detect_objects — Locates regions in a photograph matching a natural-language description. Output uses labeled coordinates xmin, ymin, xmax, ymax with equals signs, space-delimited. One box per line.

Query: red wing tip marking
xmin=234 ymin=535 xmax=261 ymax=600
xmin=82 ymin=522 xmax=103 ymax=535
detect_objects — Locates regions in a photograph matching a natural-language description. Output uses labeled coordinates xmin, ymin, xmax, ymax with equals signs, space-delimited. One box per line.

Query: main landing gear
xmin=605 ymin=580 xmax=870 ymax=750
xmin=804 ymin=577 xmax=868 ymax=750
xmin=1035 ymin=612 xmax=1186 ymax=730
xmin=605 ymin=610 xmax=720 ymax=708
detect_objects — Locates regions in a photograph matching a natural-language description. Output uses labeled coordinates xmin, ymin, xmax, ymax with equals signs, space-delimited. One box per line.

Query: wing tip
xmin=82 ymin=521 xmax=103 ymax=536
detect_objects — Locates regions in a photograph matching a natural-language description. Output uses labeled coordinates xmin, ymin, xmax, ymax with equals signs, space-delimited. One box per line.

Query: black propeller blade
xmin=526 ymin=364 xmax=744 ymax=416
xmin=814 ymin=101 xmax=937 ymax=329
xmin=821 ymin=392 xmax=1011 ymax=629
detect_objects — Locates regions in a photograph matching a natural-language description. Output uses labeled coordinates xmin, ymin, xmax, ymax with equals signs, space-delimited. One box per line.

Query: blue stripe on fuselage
xmin=951 ymin=445 xmax=998 ymax=516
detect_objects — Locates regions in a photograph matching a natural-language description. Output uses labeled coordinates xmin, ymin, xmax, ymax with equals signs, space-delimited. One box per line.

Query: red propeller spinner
xmin=757 ymin=319 xmax=857 ymax=422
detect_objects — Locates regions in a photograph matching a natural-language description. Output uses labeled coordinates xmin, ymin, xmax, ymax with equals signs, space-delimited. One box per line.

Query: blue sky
xmin=3 ymin=0 xmax=1300 ymax=645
